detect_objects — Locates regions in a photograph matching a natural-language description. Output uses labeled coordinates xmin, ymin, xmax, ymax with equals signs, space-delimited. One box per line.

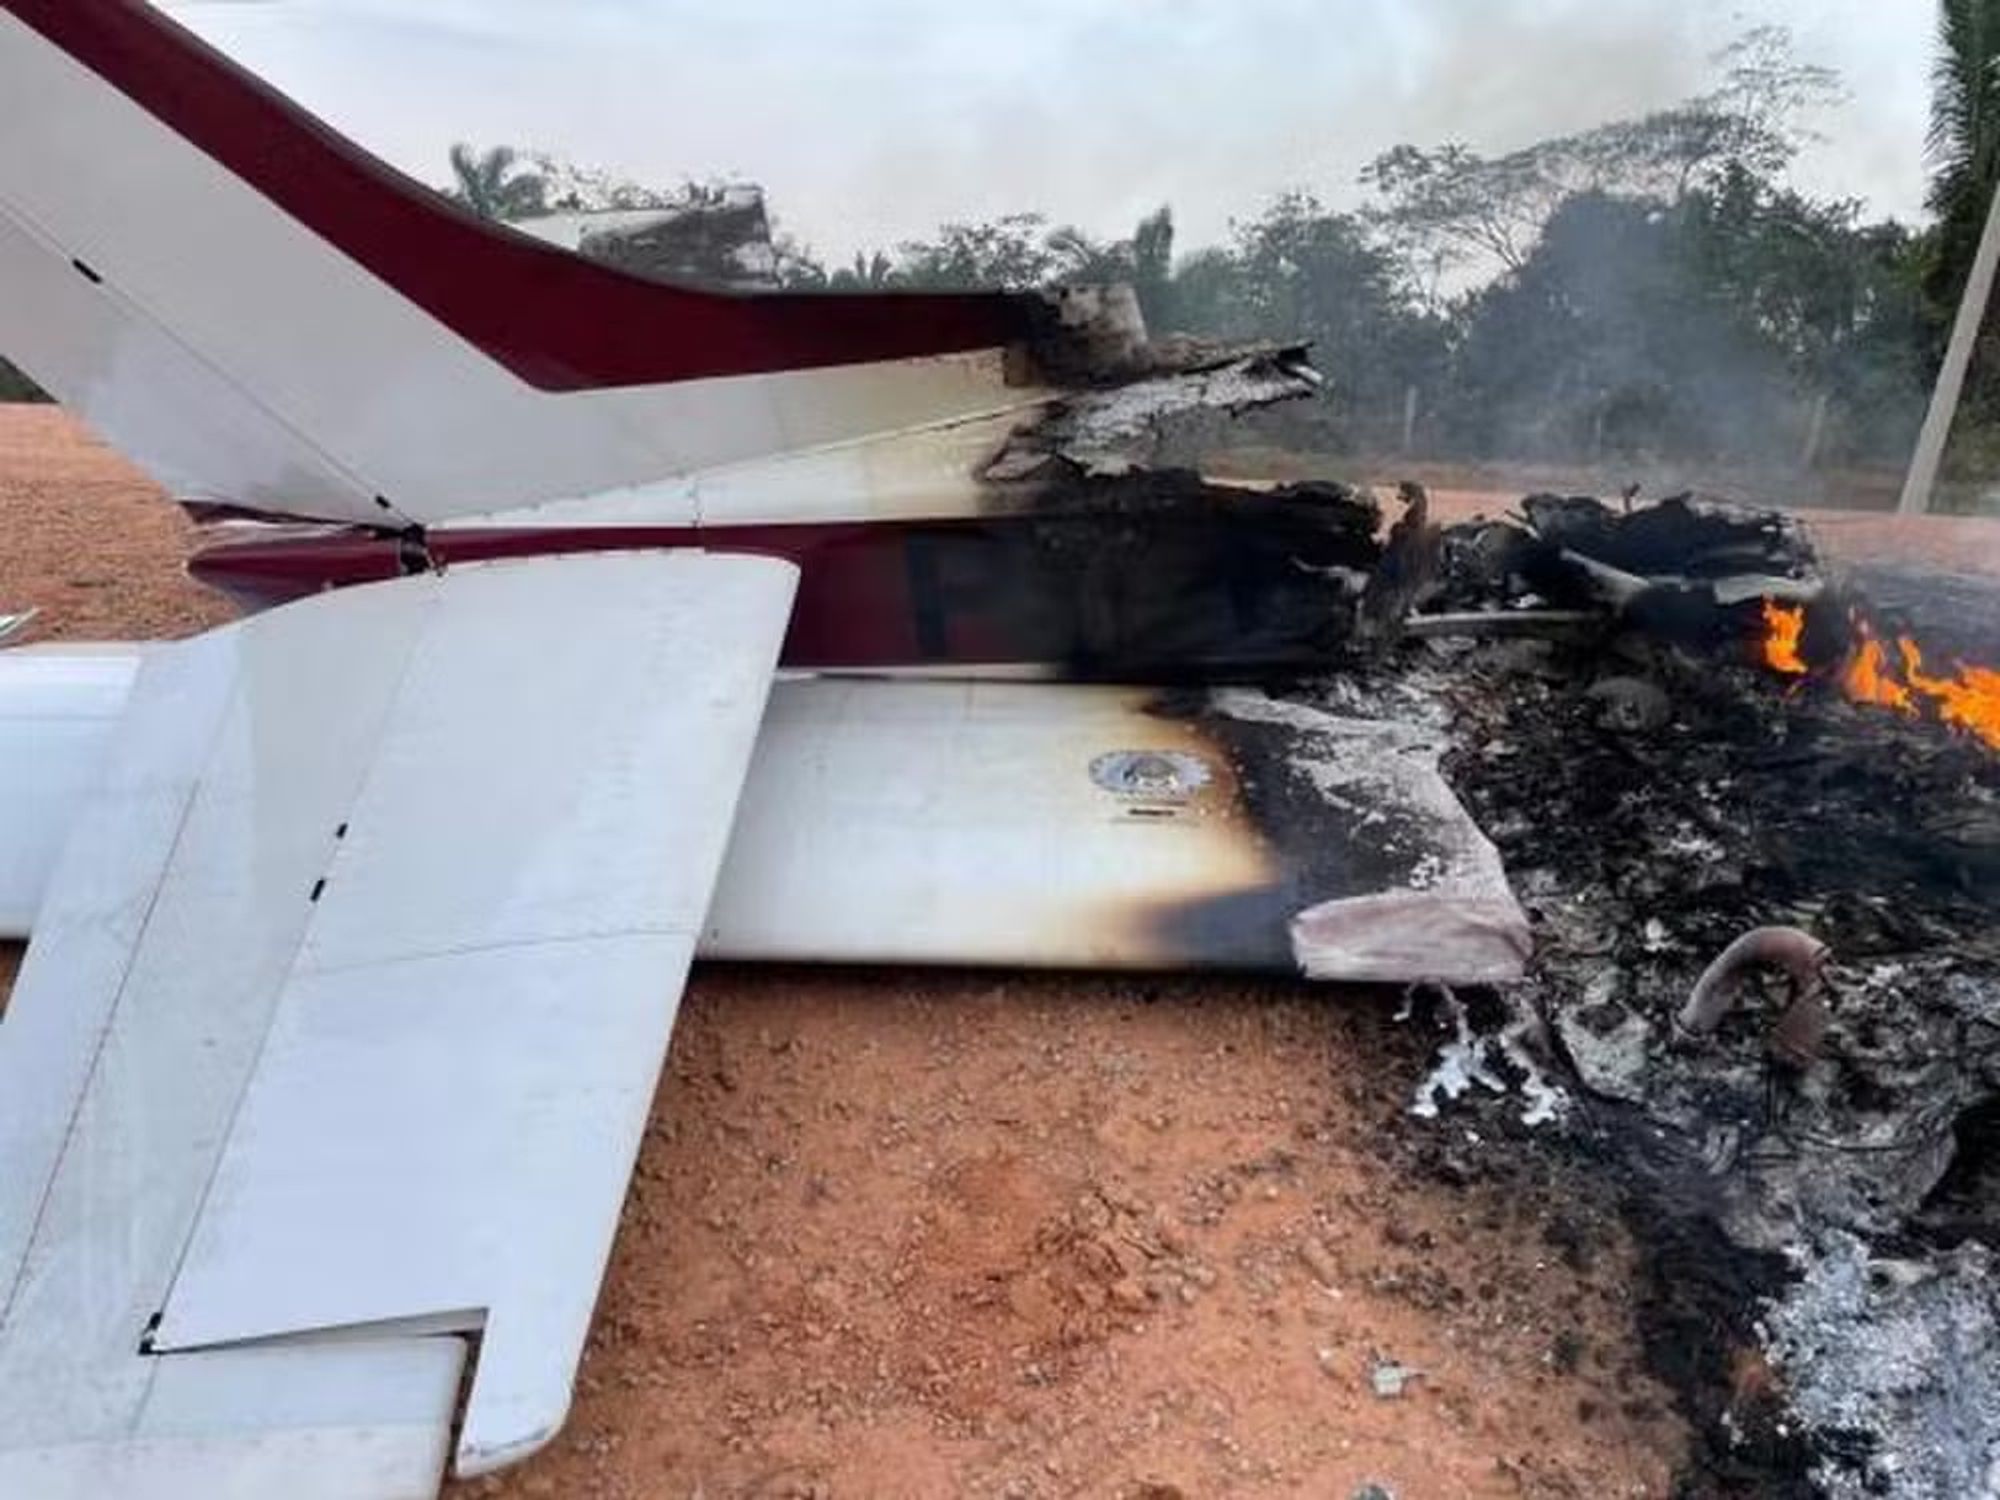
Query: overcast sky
xmin=170 ymin=0 xmax=1936 ymax=264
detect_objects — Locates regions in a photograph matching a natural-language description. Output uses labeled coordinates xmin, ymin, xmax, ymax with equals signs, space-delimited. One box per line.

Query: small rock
xmin=1585 ymin=675 xmax=1670 ymax=733
xmin=1352 ymin=1485 xmax=1396 ymax=1500
xmin=1369 ymin=1356 xmax=1421 ymax=1399
xmin=1109 ymin=1277 xmax=1149 ymax=1312
xmin=1299 ymin=1238 xmax=1340 ymax=1289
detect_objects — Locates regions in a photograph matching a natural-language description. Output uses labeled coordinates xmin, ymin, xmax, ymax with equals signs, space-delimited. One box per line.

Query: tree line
xmin=445 ymin=25 xmax=1969 ymax=474
xmin=7 ymin=14 xmax=1996 ymax=485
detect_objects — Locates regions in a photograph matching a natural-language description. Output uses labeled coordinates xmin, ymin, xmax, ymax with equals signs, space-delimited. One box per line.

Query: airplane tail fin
xmin=0 ymin=2 xmax=1053 ymax=527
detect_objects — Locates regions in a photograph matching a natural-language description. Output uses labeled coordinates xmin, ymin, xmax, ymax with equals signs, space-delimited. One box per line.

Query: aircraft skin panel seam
xmin=0 ymin=697 xmax=222 ymax=1335
xmin=147 ymin=588 xmax=442 ymax=1322
xmin=290 ymin=923 xmax=710 ymax=980
xmin=0 ymin=178 xmax=401 ymax=524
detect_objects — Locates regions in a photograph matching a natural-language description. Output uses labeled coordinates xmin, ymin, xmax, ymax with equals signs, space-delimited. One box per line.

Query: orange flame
xmin=1842 ymin=621 xmax=1914 ymax=712
xmin=1756 ymin=598 xmax=2000 ymax=749
xmin=1759 ymin=599 xmax=1808 ymax=675
xmin=1900 ymin=638 xmax=2000 ymax=748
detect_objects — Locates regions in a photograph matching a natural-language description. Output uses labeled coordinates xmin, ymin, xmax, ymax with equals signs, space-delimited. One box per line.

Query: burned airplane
xmin=7 ymin=6 xmax=2000 ymax=1499
xmin=0 ymin=5 xmax=1532 ymax=1495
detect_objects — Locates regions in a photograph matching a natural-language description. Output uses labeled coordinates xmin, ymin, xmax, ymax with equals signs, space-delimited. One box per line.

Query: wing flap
xmin=0 ymin=551 xmax=796 ymax=1491
xmin=153 ymin=936 xmax=696 ymax=1475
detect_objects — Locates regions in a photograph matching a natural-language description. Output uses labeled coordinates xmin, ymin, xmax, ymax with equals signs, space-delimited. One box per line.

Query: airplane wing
xmin=1 ymin=661 xmax=1530 ymax=984
xmin=0 ymin=550 xmax=797 ymax=1494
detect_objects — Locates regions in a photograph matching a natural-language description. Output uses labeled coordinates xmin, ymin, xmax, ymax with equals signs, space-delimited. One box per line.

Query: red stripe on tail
xmin=3 ymin=0 xmax=1036 ymax=391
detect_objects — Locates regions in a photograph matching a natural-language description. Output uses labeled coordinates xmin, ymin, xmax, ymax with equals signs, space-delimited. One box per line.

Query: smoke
xmin=180 ymin=0 xmax=1929 ymax=263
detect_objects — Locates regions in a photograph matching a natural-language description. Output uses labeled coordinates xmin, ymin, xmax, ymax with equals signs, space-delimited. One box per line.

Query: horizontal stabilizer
xmin=0 ymin=550 xmax=796 ymax=1491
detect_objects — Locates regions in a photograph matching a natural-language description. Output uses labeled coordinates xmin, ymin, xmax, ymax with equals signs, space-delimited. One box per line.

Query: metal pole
xmin=1899 ymin=178 xmax=2000 ymax=514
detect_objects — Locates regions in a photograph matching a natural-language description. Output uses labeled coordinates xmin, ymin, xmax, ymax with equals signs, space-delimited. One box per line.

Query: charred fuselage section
xmin=189 ymin=342 xmax=1395 ymax=680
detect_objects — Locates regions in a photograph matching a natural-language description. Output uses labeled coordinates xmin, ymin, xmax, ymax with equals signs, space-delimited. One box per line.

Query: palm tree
xmin=1130 ymin=206 xmax=1176 ymax=330
xmin=1926 ymin=0 xmax=2000 ymax=311
xmin=445 ymin=144 xmax=547 ymax=222
xmin=1902 ymin=0 xmax=2000 ymax=508
xmin=846 ymin=250 xmax=898 ymax=288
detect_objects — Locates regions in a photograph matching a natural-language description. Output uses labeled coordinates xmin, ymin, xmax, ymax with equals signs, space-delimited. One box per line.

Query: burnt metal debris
xmin=1243 ymin=485 xmax=2000 ymax=1497
xmin=1150 ymin=689 xmax=1531 ymax=983
xmin=1677 ymin=925 xmax=1830 ymax=1066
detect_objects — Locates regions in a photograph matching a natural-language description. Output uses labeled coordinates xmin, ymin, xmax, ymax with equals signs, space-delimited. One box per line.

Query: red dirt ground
xmin=29 ymin=404 xmax=1949 ymax=1498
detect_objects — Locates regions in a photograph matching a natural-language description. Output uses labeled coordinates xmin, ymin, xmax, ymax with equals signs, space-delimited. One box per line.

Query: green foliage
xmin=7 ymin=21 xmax=1939 ymax=456
xmin=777 ymin=205 xmax=1179 ymax=330
xmin=1178 ymin=193 xmax=1447 ymax=445
xmin=1360 ymin=24 xmax=1841 ymax=283
xmin=890 ymin=213 xmax=1058 ymax=290
xmin=1435 ymin=168 xmax=1925 ymax=465
xmin=1687 ymin=170 xmax=1926 ymax=443
xmin=444 ymin=143 xmax=547 ymax=221
xmin=1920 ymin=0 xmax=2000 ymax=473
xmin=1925 ymin=0 xmax=2000 ymax=305
xmin=528 ymin=153 xmax=679 ymax=213
xmin=1449 ymin=195 xmax=1724 ymax=459
xmin=803 ymin=250 xmax=897 ymax=290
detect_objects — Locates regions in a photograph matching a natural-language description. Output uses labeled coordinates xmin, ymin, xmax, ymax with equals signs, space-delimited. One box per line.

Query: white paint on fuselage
xmin=443 ymin=403 xmax=1038 ymax=532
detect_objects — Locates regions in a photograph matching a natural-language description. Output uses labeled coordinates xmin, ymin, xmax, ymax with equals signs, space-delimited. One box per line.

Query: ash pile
xmin=1345 ymin=489 xmax=2000 ymax=1499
